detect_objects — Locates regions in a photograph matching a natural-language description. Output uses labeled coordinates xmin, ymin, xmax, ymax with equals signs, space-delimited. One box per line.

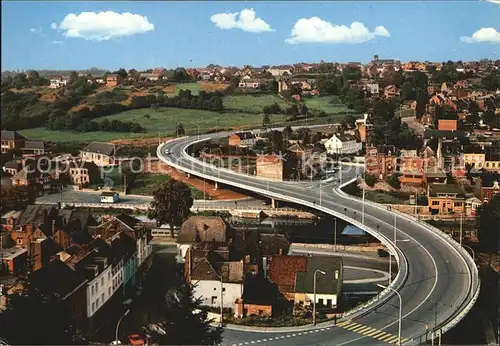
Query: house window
xmin=432 ymin=201 xmax=440 ymax=206
xmin=108 ymin=272 xmax=111 ymax=280
xmin=211 ymin=296 xmax=217 ymax=304
xmin=92 ymin=302 xmax=95 ymax=312
xmin=101 ymin=277 xmax=104 ymax=286
xmin=258 ymin=310 xmax=264 ymax=315
xmin=96 ymin=298 xmax=100 ymax=307
xmin=222 ymin=288 xmax=226 ymax=292
xmin=109 ymin=287 xmax=111 ymax=296
xmin=318 ymin=299 xmax=324 ymax=306
xmin=486 ymin=162 xmax=490 ymax=167
xmin=91 ymin=285 xmax=94 ymax=295
xmin=335 ymin=270 xmax=339 ymax=280
xmin=96 ymin=282 xmax=99 ymax=291
xmin=327 ymin=299 xmax=332 ymax=308
xmin=16 ymin=238 xmax=23 ymax=245
xmin=214 ymin=287 xmax=217 ymax=291
xmin=101 ymin=293 xmax=104 ymax=302
xmin=454 ymin=202 xmax=463 ymax=207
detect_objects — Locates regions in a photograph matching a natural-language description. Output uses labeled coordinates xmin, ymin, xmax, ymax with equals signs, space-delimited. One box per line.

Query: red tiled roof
xmin=268 ymin=255 xmax=307 ymax=294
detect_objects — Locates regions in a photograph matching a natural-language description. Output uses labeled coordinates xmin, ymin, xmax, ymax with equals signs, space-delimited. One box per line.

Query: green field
xmin=129 ymin=173 xmax=205 ymax=199
xmin=19 ymin=128 xmax=152 ymax=142
xmin=169 ymin=82 xmax=201 ymax=95
xmin=96 ymin=108 xmax=289 ymax=135
xmin=302 ymin=97 xmax=349 ymax=115
xmin=223 ymin=94 xmax=289 ymax=113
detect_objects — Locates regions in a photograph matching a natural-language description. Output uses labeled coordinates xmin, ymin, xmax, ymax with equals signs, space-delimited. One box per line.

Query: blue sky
xmin=1 ymin=1 xmax=499 ymax=71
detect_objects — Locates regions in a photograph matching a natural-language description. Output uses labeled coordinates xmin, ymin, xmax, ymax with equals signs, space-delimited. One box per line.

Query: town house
xmin=256 ymin=155 xmax=284 ymax=181
xmin=427 ymin=183 xmax=466 ymax=215
xmin=324 ymin=133 xmax=362 ymax=155
xmin=365 ymin=145 xmax=397 ymax=179
xmin=1 ymin=130 xmax=26 ymax=154
xmin=228 ymin=132 xmax=258 ymax=148
xmin=384 ymin=85 xmax=401 ymax=99
xmin=80 ymin=142 xmax=117 ymax=167
xmin=49 ymin=76 xmax=68 ymax=89
xmin=106 ymin=74 xmax=119 ymax=87
xmin=294 ymin=256 xmax=343 ymax=310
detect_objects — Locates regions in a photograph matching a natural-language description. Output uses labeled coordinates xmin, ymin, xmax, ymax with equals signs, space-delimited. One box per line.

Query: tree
xmin=0 ymin=281 xmax=82 ymax=345
xmin=282 ymin=125 xmax=293 ymax=140
xmin=68 ymin=71 xmax=79 ymax=85
xmin=262 ymin=113 xmax=271 ymax=127
xmin=152 ymin=279 xmax=223 ymax=345
xmin=364 ymin=173 xmax=377 ymax=187
xmin=476 ymin=195 xmax=500 ymax=253
xmin=388 ymin=173 xmax=402 ymax=190
xmin=0 ymin=185 xmax=35 ymax=213
xmin=177 ymin=123 xmax=185 ymax=136
xmin=148 ymin=180 xmax=194 ymax=237
xmin=400 ymin=81 xmax=415 ymax=101
xmin=341 ymin=113 xmax=357 ymax=130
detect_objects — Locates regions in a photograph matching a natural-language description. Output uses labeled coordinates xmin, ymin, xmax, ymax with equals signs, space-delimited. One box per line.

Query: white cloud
xmin=210 ymin=8 xmax=274 ymax=33
xmin=50 ymin=22 xmax=58 ymax=30
xmin=485 ymin=0 xmax=500 ymax=4
xmin=285 ymin=18 xmax=390 ymax=44
xmin=56 ymin=11 xmax=154 ymax=41
xmin=461 ymin=27 xmax=500 ymax=43
xmin=51 ymin=40 xmax=63 ymax=45
xmin=30 ymin=28 xmax=37 ymax=33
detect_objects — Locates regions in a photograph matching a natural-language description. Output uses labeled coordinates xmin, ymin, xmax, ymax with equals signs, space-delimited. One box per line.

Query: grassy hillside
xmin=223 ymin=94 xmax=289 ymax=113
xmin=302 ymin=96 xmax=349 ymax=115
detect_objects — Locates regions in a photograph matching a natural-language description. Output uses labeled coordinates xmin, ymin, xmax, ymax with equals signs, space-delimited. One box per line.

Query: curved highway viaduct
xmin=157 ymin=130 xmax=479 ymax=345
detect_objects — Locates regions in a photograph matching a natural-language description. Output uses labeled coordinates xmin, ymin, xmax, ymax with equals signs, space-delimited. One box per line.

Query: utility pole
xmin=459 ymin=213 xmax=463 ymax=246
xmin=334 ymin=217 xmax=337 ymax=252
xmin=362 ymin=185 xmax=365 ymax=224
xmin=319 ymin=180 xmax=322 ymax=205
xmin=220 ymin=272 xmax=224 ymax=326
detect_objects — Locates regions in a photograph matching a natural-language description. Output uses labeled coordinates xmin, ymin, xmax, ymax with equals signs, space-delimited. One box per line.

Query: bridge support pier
xmin=214 ymin=181 xmax=218 ymax=190
xmin=187 ymin=173 xmax=191 ymax=179
xmin=271 ymin=198 xmax=277 ymax=208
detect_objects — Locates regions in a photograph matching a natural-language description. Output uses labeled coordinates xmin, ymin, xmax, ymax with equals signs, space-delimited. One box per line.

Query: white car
xmin=164 ymin=148 xmax=170 ymax=155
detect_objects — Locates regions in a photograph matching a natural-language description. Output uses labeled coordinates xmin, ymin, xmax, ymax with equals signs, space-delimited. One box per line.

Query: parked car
xmin=377 ymin=249 xmax=389 ymax=257
xmin=128 ymin=334 xmax=144 ymax=346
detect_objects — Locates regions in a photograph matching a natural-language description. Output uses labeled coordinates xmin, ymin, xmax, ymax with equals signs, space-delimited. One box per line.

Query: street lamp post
xmin=219 ymin=272 xmax=224 ymax=326
xmin=362 ymin=185 xmax=366 ymax=224
xmin=115 ymin=309 xmax=130 ymax=345
xmin=377 ymin=284 xmax=402 ymax=346
xmin=319 ymin=180 xmax=323 ymax=205
xmin=313 ymin=269 xmax=326 ymax=326
xmin=333 ymin=217 xmax=337 ymax=252
xmin=191 ymin=122 xmax=200 ymax=140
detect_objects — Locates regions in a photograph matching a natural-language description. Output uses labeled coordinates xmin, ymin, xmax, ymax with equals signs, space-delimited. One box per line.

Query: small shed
xmin=100 ymin=191 xmax=119 ymax=203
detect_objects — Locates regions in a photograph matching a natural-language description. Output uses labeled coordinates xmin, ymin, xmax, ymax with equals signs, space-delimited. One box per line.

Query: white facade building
xmin=324 ymin=134 xmax=362 ymax=155
xmin=194 ymin=280 xmax=243 ymax=309
xmin=85 ymin=260 xmax=113 ymax=318
xmin=49 ymin=76 xmax=68 ymax=89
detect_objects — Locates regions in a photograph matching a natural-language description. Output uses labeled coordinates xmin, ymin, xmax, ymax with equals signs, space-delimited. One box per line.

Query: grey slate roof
xmin=82 ymin=142 xmax=116 ymax=156
xmin=177 ymin=216 xmax=227 ymax=244
xmin=23 ymin=141 xmax=45 ymax=150
xmin=0 ymin=130 xmax=26 ymax=141
xmin=294 ymin=256 xmax=342 ymax=295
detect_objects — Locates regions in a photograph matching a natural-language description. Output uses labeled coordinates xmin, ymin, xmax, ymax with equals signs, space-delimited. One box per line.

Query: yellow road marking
xmin=385 ymin=335 xmax=399 ymax=344
xmin=379 ymin=334 xmax=397 ymax=342
xmin=350 ymin=325 xmax=369 ymax=333
xmin=337 ymin=321 xmax=351 ymax=327
xmin=356 ymin=326 xmax=374 ymax=334
xmin=371 ymin=331 xmax=388 ymax=339
xmin=361 ymin=328 xmax=378 ymax=336
xmin=344 ymin=323 xmax=362 ymax=330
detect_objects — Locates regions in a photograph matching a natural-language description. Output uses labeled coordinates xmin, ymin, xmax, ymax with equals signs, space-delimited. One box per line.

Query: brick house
xmin=384 ymin=85 xmax=400 ymax=99
xmin=256 ymin=155 xmax=284 ymax=181
xmin=2 ymin=204 xmax=61 ymax=272
xmin=427 ymin=183 xmax=466 ymax=215
xmin=267 ymin=255 xmax=308 ymax=301
xmin=234 ymin=276 xmax=280 ymax=318
xmin=1 ymin=130 xmax=26 ymax=154
xmin=228 ymin=132 xmax=257 ymax=147
xmin=437 ymin=119 xmax=458 ymax=131
xmin=106 ymin=74 xmax=119 ymax=87
xmin=21 ymin=141 xmax=48 ymax=157
xmin=365 ymin=145 xmax=397 ymax=180
xmin=481 ymin=181 xmax=500 ymax=203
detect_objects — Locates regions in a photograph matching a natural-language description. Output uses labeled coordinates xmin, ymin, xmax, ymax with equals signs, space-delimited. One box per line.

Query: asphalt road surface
xmin=157 ymin=132 xmax=477 ymax=345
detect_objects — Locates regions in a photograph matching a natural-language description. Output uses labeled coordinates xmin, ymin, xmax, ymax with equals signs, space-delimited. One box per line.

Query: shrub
xmin=364 ymin=173 xmax=377 ymax=187
xmin=388 ymin=173 xmax=402 ymax=190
